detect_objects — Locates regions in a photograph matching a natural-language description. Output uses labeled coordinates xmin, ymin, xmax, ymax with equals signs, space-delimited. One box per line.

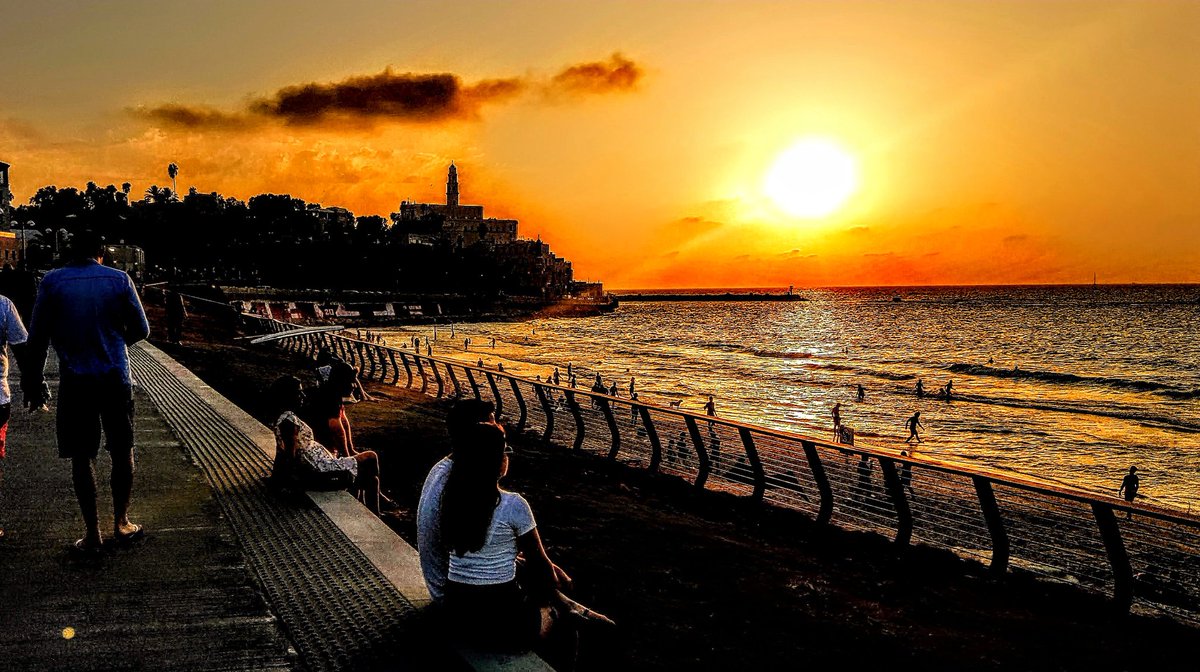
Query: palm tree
xmin=167 ymin=163 xmax=179 ymax=200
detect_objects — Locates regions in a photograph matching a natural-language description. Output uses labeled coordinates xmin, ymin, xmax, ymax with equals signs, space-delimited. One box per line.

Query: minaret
xmin=446 ymin=163 xmax=459 ymax=208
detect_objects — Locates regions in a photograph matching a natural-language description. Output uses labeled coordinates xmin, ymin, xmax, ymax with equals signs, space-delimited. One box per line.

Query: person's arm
xmin=275 ymin=417 xmax=304 ymax=464
xmin=21 ymin=280 xmax=53 ymax=407
xmin=515 ymin=527 xmax=560 ymax=596
xmin=4 ymin=298 xmax=28 ymax=346
xmin=124 ymin=275 xmax=150 ymax=345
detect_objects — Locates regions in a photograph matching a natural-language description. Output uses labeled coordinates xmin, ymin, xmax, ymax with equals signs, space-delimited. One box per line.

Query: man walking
xmin=23 ymin=231 xmax=150 ymax=553
xmin=905 ymin=411 xmax=924 ymax=444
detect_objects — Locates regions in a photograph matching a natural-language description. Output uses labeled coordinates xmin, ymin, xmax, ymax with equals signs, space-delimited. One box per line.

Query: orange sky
xmin=2 ymin=1 xmax=1198 ymax=287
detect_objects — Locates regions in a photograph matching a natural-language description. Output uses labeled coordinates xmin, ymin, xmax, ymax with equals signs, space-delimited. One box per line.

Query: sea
xmin=377 ymin=285 xmax=1200 ymax=514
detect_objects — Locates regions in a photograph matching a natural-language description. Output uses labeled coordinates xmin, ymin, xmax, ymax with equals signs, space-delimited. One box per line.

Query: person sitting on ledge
xmin=267 ymin=375 xmax=385 ymax=514
xmin=313 ymin=347 xmax=372 ymax=403
xmin=440 ymin=421 xmax=613 ymax=665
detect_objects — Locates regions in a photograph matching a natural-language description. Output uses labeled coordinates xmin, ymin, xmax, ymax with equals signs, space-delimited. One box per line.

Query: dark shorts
xmin=56 ymin=374 xmax=134 ymax=460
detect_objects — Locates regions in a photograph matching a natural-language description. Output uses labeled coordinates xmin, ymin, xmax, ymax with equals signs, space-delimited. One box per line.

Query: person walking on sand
xmin=905 ymin=411 xmax=923 ymax=444
xmin=1118 ymin=466 xmax=1140 ymax=520
xmin=703 ymin=395 xmax=716 ymax=426
xmin=831 ymin=403 xmax=842 ymax=441
xmin=23 ymin=231 xmax=150 ymax=554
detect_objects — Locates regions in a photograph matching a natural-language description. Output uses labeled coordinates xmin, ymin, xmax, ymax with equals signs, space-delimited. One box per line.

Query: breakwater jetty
xmin=613 ymin=291 xmax=807 ymax=302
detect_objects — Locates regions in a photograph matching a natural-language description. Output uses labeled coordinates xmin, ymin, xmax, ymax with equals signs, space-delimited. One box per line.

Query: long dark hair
xmin=267 ymin=375 xmax=303 ymax=418
xmin=441 ymin=422 xmax=507 ymax=557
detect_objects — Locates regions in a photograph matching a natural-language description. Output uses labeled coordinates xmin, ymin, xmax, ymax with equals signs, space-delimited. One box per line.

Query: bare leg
xmin=353 ymin=451 xmax=380 ymax=514
xmin=111 ymin=446 xmax=136 ymax=536
xmin=71 ymin=457 xmax=103 ymax=546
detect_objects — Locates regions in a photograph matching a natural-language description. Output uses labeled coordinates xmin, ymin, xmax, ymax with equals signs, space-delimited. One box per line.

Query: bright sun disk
xmin=764 ymin=138 xmax=859 ymax=218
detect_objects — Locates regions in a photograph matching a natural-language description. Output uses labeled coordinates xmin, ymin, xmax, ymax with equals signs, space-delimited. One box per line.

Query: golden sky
xmin=2 ymin=1 xmax=1198 ymax=287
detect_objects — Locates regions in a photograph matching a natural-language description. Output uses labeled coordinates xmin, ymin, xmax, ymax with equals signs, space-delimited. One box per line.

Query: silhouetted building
xmin=391 ymin=163 xmax=518 ymax=247
xmin=0 ymin=160 xmax=11 ymax=230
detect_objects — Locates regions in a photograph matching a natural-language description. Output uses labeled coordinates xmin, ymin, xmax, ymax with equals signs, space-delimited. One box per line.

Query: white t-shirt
xmin=447 ymin=491 xmax=536 ymax=586
xmin=417 ymin=456 xmax=452 ymax=603
xmin=0 ymin=296 xmax=29 ymax=406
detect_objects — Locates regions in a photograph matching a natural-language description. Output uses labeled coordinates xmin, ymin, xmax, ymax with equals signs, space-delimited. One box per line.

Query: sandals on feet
xmin=113 ymin=524 xmax=146 ymax=544
xmin=71 ymin=538 xmax=105 ymax=556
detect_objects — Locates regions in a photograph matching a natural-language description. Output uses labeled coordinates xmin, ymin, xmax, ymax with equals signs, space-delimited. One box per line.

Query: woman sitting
xmin=268 ymin=375 xmax=384 ymax=514
xmin=441 ymin=421 xmax=562 ymax=651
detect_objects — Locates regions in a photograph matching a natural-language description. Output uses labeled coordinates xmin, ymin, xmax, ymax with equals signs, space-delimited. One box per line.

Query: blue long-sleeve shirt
xmin=27 ymin=260 xmax=150 ymax=383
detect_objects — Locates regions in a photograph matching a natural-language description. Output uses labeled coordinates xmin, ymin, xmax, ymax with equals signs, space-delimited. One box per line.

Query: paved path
xmin=0 ymin=344 xmax=457 ymax=671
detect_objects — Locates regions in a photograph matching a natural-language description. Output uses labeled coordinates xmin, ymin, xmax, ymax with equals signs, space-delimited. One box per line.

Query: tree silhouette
xmin=167 ymin=163 xmax=179 ymax=201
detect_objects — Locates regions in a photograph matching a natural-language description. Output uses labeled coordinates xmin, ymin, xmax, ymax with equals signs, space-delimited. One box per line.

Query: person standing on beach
xmin=703 ymin=395 xmax=716 ymax=424
xmin=1118 ymin=466 xmax=1140 ymax=519
xmin=23 ymin=231 xmax=150 ymax=554
xmin=831 ymin=403 xmax=842 ymax=441
xmin=856 ymin=384 xmax=865 ymax=402
xmin=905 ymin=411 xmax=923 ymax=444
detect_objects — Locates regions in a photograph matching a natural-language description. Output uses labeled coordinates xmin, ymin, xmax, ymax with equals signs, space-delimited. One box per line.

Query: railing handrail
xmin=243 ymin=313 xmax=1200 ymax=528
xmin=239 ymin=312 xmax=1200 ymax=621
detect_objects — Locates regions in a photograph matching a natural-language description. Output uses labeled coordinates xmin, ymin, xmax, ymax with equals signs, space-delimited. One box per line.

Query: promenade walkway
xmin=0 ymin=344 xmax=464 ymax=671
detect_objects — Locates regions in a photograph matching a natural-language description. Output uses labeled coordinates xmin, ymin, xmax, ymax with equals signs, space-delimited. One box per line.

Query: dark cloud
xmin=548 ymin=53 xmax=642 ymax=96
xmin=133 ymin=54 xmax=642 ymax=132
xmin=249 ymin=70 xmax=525 ymax=125
xmin=133 ymin=104 xmax=253 ymax=130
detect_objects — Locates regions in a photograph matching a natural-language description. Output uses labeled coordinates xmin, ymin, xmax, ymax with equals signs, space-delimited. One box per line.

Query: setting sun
xmin=764 ymin=138 xmax=859 ymax=218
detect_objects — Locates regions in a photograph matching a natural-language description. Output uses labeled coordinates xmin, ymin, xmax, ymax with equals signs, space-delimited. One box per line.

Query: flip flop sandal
xmin=114 ymin=524 xmax=146 ymax=544
xmin=72 ymin=538 xmax=105 ymax=555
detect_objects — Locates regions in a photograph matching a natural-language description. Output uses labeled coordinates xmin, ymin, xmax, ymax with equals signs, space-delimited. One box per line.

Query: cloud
xmin=133 ymin=104 xmax=253 ymax=130
xmin=250 ymin=71 xmax=526 ymax=125
xmin=132 ymin=54 xmax=643 ymax=132
xmin=547 ymin=53 xmax=642 ymax=96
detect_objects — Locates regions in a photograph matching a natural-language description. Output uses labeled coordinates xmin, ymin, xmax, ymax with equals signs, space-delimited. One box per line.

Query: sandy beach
xmin=149 ymin=303 xmax=1198 ymax=670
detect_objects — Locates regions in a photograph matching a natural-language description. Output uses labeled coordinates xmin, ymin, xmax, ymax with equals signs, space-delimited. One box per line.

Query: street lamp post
xmin=22 ymin=221 xmax=31 ymax=268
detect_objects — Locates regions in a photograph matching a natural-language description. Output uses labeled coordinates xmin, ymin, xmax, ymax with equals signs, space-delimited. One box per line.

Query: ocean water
xmin=379 ymin=285 xmax=1200 ymax=513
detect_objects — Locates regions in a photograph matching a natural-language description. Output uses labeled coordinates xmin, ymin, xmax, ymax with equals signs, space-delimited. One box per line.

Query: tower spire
xmin=446 ymin=162 xmax=459 ymax=207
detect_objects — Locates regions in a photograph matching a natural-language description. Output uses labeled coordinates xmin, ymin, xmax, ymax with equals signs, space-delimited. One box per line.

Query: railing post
xmin=375 ymin=345 xmax=389 ymax=381
xmin=565 ymin=391 xmax=585 ymax=451
xmin=365 ymin=345 xmax=379 ymax=379
xmin=485 ymin=372 xmax=503 ymax=419
xmin=599 ymin=398 xmax=620 ymax=459
xmin=1091 ymin=503 xmax=1135 ymax=614
xmin=801 ymin=441 xmax=834 ymax=525
xmin=431 ymin=358 xmax=445 ymax=398
xmin=685 ymin=416 xmax=712 ymax=489
xmin=386 ymin=349 xmax=400 ymax=385
xmin=737 ymin=428 xmax=767 ymax=504
xmin=509 ymin=378 xmax=528 ymax=432
xmin=445 ymin=363 xmax=462 ymax=398
xmin=535 ymin=384 xmax=555 ymax=441
xmin=972 ymin=477 xmax=1010 ymax=575
xmin=878 ymin=457 xmax=912 ymax=546
xmin=399 ymin=352 xmax=413 ymax=388
xmin=465 ymin=369 xmax=482 ymax=401
xmin=415 ymin=356 xmax=428 ymax=394
xmin=638 ymin=406 xmax=662 ymax=473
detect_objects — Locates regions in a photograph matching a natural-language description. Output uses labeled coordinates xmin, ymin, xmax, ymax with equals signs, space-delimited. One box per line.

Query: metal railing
xmin=241 ymin=313 xmax=1200 ymax=623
